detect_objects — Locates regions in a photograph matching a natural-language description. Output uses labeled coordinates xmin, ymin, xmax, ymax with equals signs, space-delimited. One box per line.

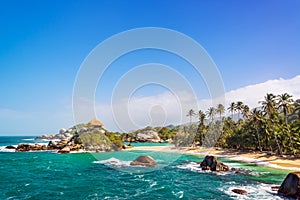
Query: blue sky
xmin=0 ymin=0 xmax=300 ymax=135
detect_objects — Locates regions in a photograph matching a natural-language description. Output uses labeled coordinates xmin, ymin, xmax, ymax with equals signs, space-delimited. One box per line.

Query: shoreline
xmin=125 ymin=145 xmax=300 ymax=171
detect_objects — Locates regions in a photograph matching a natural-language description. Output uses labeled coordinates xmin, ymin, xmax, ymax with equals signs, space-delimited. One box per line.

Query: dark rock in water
xmin=200 ymin=155 xmax=229 ymax=172
xmin=122 ymin=144 xmax=134 ymax=149
xmin=232 ymin=189 xmax=247 ymax=195
xmin=130 ymin=156 xmax=157 ymax=166
xmin=278 ymin=172 xmax=300 ymax=198
xmin=5 ymin=145 xmax=16 ymax=149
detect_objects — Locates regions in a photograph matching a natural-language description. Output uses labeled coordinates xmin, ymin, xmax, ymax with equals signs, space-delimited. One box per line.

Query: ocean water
xmin=0 ymin=136 xmax=291 ymax=200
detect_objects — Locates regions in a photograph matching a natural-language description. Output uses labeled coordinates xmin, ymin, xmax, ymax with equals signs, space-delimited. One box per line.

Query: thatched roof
xmin=88 ymin=118 xmax=104 ymax=127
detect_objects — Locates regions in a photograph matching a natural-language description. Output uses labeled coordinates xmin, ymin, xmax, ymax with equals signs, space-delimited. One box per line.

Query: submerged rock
xmin=200 ymin=155 xmax=229 ymax=172
xmin=278 ymin=172 xmax=300 ymax=198
xmin=130 ymin=156 xmax=157 ymax=166
xmin=122 ymin=144 xmax=134 ymax=149
xmin=232 ymin=189 xmax=247 ymax=195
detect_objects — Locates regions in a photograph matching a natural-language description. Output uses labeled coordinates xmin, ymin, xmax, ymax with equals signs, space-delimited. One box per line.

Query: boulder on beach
xmin=232 ymin=189 xmax=247 ymax=195
xmin=278 ymin=172 xmax=300 ymax=198
xmin=130 ymin=156 xmax=157 ymax=166
xmin=200 ymin=155 xmax=229 ymax=172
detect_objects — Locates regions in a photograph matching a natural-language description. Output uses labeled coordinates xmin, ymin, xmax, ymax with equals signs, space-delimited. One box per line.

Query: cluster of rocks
xmin=15 ymin=143 xmax=47 ymax=152
xmin=124 ymin=130 xmax=164 ymax=143
xmin=35 ymin=129 xmax=72 ymax=140
xmin=15 ymin=138 xmax=84 ymax=153
xmin=200 ymin=155 xmax=229 ymax=172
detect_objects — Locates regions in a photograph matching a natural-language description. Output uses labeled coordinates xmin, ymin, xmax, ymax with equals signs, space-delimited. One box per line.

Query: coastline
xmin=125 ymin=145 xmax=300 ymax=171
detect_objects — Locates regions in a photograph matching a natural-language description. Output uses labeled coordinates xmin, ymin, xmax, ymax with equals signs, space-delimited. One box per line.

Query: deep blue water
xmin=0 ymin=136 xmax=291 ymax=200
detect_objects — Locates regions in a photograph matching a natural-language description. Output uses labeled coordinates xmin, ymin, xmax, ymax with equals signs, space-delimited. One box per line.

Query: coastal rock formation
xmin=16 ymin=143 xmax=47 ymax=152
xmin=35 ymin=131 xmax=72 ymax=140
xmin=200 ymin=155 xmax=229 ymax=172
xmin=278 ymin=172 xmax=300 ymax=198
xmin=232 ymin=189 xmax=247 ymax=195
xmin=58 ymin=146 xmax=70 ymax=154
xmin=130 ymin=156 xmax=157 ymax=166
xmin=17 ymin=118 xmax=123 ymax=153
xmin=135 ymin=130 xmax=161 ymax=142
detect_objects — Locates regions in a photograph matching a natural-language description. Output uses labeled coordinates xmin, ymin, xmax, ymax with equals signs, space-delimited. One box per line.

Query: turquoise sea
xmin=0 ymin=136 xmax=292 ymax=199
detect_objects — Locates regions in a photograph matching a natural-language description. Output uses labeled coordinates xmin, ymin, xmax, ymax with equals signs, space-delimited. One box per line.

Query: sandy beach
xmin=126 ymin=145 xmax=300 ymax=171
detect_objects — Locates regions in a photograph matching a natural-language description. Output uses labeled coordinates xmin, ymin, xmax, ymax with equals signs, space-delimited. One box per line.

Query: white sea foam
xmin=172 ymin=191 xmax=184 ymax=199
xmin=0 ymin=145 xmax=17 ymax=152
xmin=93 ymin=157 xmax=131 ymax=167
xmin=22 ymin=138 xmax=35 ymax=141
xmin=176 ymin=161 xmax=203 ymax=172
xmin=219 ymin=183 xmax=284 ymax=200
xmin=176 ymin=161 xmax=230 ymax=176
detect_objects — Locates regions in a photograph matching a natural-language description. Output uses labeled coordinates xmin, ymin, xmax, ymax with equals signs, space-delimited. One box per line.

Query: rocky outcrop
xmin=58 ymin=146 xmax=70 ymax=154
xmin=130 ymin=156 xmax=157 ymax=166
xmin=200 ymin=155 xmax=229 ymax=172
xmin=278 ymin=172 xmax=300 ymax=199
xmin=20 ymin=118 xmax=122 ymax=153
xmin=135 ymin=130 xmax=161 ymax=142
xmin=232 ymin=189 xmax=247 ymax=195
xmin=35 ymin=131 xmax=72 ymax=141
xmin=16 ymin=143 xmax=47 ymax=152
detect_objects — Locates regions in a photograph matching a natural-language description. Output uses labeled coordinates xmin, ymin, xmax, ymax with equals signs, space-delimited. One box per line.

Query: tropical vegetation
xmin=186 ymin=93 xmax=300 ymax=155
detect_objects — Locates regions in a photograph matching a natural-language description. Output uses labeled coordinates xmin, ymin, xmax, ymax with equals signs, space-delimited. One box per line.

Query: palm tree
xmin=277 ymin=93 xmax=293 ymax=125
xmin=206 ymin=107 xmax=216 ymax=122
xmin=187 ymin=109 xmax=195 ymax=125
xmin=197 ymin=110 xmax=206 ymax=146
xmin=251 ymin=108 xmax=263 ymax=151
xmin=187 ymin=109 xmax=196 ymax=146
xmin=277 ymin=93 xmax=295 ymax=154
xmin=228 ymin=102 xmax=236 ymax=119
xmin=216 ymin=104 xmax=225 ymax=121
xmin=242 ymin=105 xmax=250 ymax=119
xmin=236 ymin=101 xmax=244 ymax=120
xmin=261 ymin=93 xmax=283 ymax=155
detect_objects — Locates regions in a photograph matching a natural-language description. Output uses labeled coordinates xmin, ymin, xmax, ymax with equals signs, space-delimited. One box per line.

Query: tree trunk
xmin=285 ymin=114 xmax=295 ymax=155
xmin=255 ymin=126 xmax=262 ymax=151
xmin=273 ymin=125 xmax=283 ymax=156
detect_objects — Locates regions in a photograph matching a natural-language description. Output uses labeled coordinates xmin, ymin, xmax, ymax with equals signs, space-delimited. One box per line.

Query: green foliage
xmin=105 ymin=131 xmax=123 ymax=148
xmin=79 ymin=130 xmax=112 ymax=147
xmin=74 ymin=137 xmax=83 ymax=144
xmin=158 ymin=127 xmax=177 ymax=140
xmin=188 ymin=93 xmax=300 ymax=156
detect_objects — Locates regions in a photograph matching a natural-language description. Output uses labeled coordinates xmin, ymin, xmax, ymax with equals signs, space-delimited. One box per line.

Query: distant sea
xmin=0 ymin=136 xmax=290 ymax=199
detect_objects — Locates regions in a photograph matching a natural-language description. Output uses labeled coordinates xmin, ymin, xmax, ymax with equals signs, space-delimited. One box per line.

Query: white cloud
xmin=223 ymin=75 xmax=300 ymax=109
xmin=95 ymin=75 xmax=300 ymax=132
xmin=3 ymin=75 xmax=299 ymax=135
